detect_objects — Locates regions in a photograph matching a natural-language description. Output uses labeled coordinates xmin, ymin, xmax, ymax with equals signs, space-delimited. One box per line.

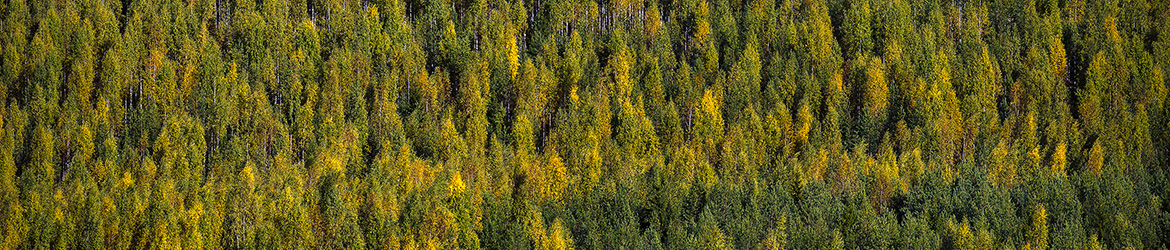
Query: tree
xmin=727 ymin=40 xmax=761 ymax=121
xmin=617 ymin=98 xmax=660 ymax=159
xmin=802 ymin=0 xmax=841 ymax=78
xmin=1024 ymin=204 xmax=1049 ymax=250
xmin=760 ymin=215 xmax=787 ymax=250
xmin=554 ymin=86 xmax=603 ymax=197
xmin=927 ymin=50 xmax=963 ymax=165
xmin=695 ymin=89 xmax=724 ymax=157
xmin=989 ymin=140 xmax=1017 ymax=189
xmin=947 ymin=219 xmax=975 ymax=250
xmin=1087 ymin=141 xmax=1105 ymax=177
xmin=843 ymin=0 xmax=873 ymax=55
xmin=461 ymin=58 xmax=491 ymax=157
xmin=1 ymin=106 xmax=29 ymax=250
xmin=542 ymin=218 xmax=574 ymax=250
xmin=696 ymin=207 xmax=731 ymax=250
xmin=860 ymin=56 xmax=889 ymax=143
xmin=1 ymin=0 xmax=28 ymax=86
xmin=2 ymin=0 xmax=1169 ymax=249
xmin=154 ymin=114 xmax=206 ymax=192
xmin=1049 ymin=143 xmax=1067 ymax=177
xmin=608 ymin=27 xmax=635 ymax=101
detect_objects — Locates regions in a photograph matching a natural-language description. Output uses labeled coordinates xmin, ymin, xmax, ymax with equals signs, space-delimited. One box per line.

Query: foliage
xmin=0 ymin=0 xmax=1167 ymax=249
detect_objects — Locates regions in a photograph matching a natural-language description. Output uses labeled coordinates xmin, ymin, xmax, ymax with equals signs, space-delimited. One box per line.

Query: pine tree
xmin=696 ymin=207 xmax=730 ymax=250
xmin=843 ymin=0 xmax=873 ymax=55
xmin=727 ymin=39 xmax=761 ymax=121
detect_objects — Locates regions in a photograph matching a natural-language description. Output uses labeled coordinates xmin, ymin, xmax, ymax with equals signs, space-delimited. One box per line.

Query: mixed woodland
xmin=1 ymin=0 xmax=1169 ymax=248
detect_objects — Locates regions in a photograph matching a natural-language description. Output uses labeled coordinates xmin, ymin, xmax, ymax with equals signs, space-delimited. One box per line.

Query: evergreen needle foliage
xmin=0 ymin=0 xmax=1168 ymax=249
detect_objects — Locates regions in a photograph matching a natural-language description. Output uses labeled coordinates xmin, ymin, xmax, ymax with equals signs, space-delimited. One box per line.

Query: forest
xmin=0 ymin=0 xmax=1168 ymax=248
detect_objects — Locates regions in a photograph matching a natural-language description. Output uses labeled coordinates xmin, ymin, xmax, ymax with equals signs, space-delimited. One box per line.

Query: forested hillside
xmin=1 ymin=0 xmax=1168 ymax=248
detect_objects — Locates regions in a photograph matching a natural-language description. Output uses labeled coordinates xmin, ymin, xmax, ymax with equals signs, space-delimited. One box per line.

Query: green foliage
xmin=1 ymin=0 xmax=1167 ymax=249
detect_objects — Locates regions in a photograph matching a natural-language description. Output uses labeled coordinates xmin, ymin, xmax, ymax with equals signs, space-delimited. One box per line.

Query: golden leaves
xmin=696 ymin=89 xmax=724 ymax=146
xmin=1088 ymin=141 xmax=1105 ymax=177
xmin=1050 ymin=143 xmax=1067 ymax=177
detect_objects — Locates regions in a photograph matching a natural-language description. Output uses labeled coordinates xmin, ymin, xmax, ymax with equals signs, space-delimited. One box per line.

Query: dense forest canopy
xmin=0 ymin=0 xmax=1169 ymax=248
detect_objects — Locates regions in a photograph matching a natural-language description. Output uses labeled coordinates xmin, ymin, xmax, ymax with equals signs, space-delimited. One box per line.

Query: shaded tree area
xmin=1 ymin=0 xmax=1169 ymax=248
